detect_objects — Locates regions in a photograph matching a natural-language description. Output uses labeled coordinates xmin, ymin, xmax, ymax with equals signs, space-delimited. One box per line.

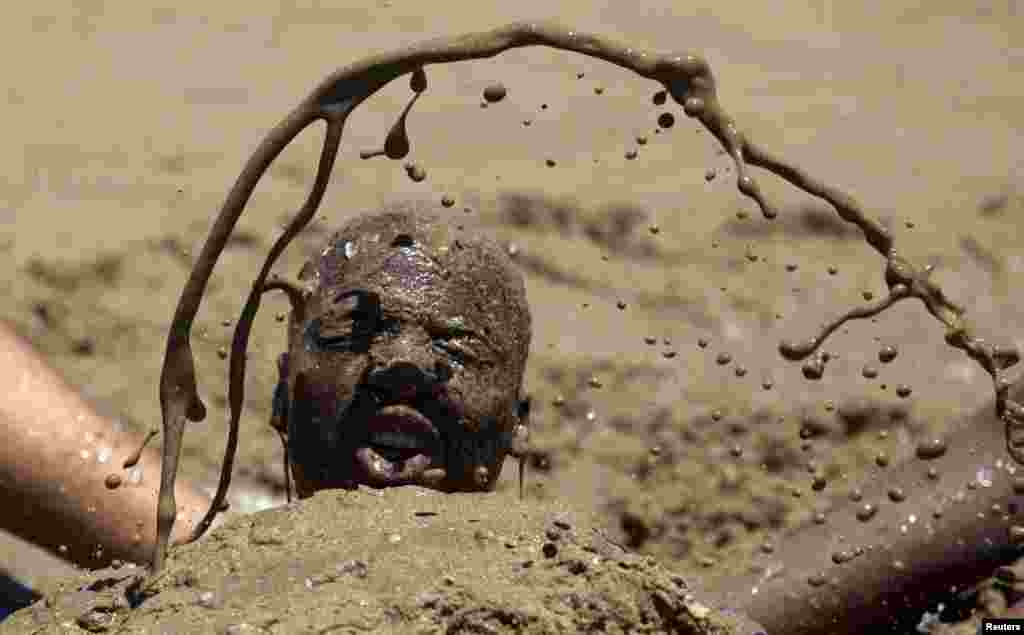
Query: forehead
xmin=302 ymin=211 xmax=527 ymax=339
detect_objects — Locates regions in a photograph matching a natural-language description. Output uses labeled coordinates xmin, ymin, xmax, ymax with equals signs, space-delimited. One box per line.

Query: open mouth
xmin=355 ymin=404 xmax=447 ymax=486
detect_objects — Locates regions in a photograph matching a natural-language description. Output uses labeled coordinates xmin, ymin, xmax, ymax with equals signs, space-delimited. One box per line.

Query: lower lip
xmin=355 ymin=446 xmax=446 ymax=487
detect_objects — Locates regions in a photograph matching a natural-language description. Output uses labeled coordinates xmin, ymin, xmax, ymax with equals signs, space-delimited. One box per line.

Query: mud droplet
xmin=542 ymin=542 xmax=558 ymax=558
xmin=812 ymin=476 xmax=827 ymax=491
xmin=217 ymin=347 xmax=228 ymax=360
xmin=875 ymin=452 xmax=890 ymax=468
xmin=588 ymin=377 xmax=603 ymax=389
xmin=644 ymin=336 xmax=657 ymax=345
xmin=1010 ymin=526 xmax=1024 ymax=545
xmin=711 ymin=410 xmax=723 ymax=422
xmin=916 ymin=438 xmax=948 ymax=460
xmin=785 ymin=263 xmax=798 ymax=272
xmin=716 ymin=352 xmax=732 ymax=365
xmin=896 ymin=384 xmax=912 ymax=398
xmin=697 ymin=338 xmax=709 ymax=348
xmin=104 ymin=473 xmax=122 ymax=490
xmin=802 ymin=356 xmax=826 ymax=380
xmin=888 ymin=487 xmax=906 ymax=502
xmin=594 ymin=86 xmax=604 ymax=95
xmin=862 ymin=290 xmax=874 ymax=301
xmin=849 ymin=489 xmax=863 ymax=502
xmin=832 ymin=551 xmax=854 ymax=564
xmin=636 ymin=135 xmax=648 ymax=145
xmin=652 ymin=90 xmax=667 ymax=105
xmin=862 ymin=365 xmax=879 ymax=379
xmin=410 ymin=68 xmax=427 ymax=93
xmin=545 ymin=158 xmax=556 ymax=167
xmin=482 ymin=82 xmax=507 ymax=103
xmin=807 ymin=573 xmax=827 ymax=587
xmin=827 ymin=265 xmax=838 ymax=275
xmin=441 ymin=195 xmax=455 ymax=208
xmin=705 ymin=169 xmax=716 ymax=182
xmin=878 ymin=345 xmax=898 ymax=363
xmin=625 ymin=149 xmax=638 ymax=160
xmin=404 ymin=162 xmax=427 ymax=182
xmin=734 ymin=365 xmax=747 ymax=377
xmin=856 ymin=503 xmax=878 ymax=522
xmin=657 ymin=112 xmax=675 ymax=129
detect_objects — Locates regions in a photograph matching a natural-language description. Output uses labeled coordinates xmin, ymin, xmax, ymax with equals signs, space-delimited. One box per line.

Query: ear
xmin=269 ymin=353 xmax=292 ymax=504
xmin=510 ymin=393 xmax=531 ymax=500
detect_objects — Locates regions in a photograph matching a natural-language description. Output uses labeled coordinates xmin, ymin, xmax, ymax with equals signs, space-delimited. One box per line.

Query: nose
xmin=365 ymin=360 xmax=452 ymax=403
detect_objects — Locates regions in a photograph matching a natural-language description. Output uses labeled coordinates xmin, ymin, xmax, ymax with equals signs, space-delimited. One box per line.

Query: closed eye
xmin=305 ymin=317 xmax=354 ymax=351
xmin=304 ymin=313 xmax=399 ymax=352
xmin=432 ymin=337 xmax=476 ymax=366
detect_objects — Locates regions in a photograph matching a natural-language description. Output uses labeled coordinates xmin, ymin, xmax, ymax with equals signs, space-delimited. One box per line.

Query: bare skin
xmin=275 ymin=207 xmax=532 ymax=496
xmin=0 ymin=321 xmax=210 ymax=569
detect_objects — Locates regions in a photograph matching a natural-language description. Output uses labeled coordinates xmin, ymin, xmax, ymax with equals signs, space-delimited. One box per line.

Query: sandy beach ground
xmin=0 ymin=1 xmax=1021 ymax=630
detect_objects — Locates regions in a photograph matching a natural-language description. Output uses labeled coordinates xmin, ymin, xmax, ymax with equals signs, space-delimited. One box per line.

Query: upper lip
xmin=363 ymin=403 xmax=439 ymax=450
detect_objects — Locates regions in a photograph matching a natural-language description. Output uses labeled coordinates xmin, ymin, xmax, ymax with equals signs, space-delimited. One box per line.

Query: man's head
xmin=284 ymin=205 xmax=531 ymax=496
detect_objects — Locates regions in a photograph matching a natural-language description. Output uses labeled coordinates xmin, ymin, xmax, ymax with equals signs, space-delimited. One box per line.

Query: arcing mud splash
xmin=133 ymin=20 xmax=1022 ymax=634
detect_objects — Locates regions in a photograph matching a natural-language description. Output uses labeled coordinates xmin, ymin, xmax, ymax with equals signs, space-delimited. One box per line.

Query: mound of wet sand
xmin=0 ymin=486 xmax=765 ymax=635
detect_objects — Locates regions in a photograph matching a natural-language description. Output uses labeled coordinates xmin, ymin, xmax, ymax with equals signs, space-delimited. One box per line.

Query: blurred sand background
xmin=0 ymin=0 xmax=1022 ymax=614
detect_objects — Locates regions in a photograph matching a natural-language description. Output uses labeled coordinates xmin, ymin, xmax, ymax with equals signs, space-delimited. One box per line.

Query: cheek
xmin=287 ymin=354 xmax=368 ymax=447
xmin=289 ymin=348 xmax=364 ymax=406
xmin=452 ymin=369 xmax=517 ymax=419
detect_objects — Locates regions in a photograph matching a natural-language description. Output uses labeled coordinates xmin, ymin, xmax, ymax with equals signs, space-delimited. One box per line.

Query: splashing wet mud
xmin=2 ymin=3 xmax=1024 ymax=634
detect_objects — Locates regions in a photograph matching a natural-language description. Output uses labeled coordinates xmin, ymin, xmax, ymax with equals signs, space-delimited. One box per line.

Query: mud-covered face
xmin=285 ymin=208 xmax=531 ymax=495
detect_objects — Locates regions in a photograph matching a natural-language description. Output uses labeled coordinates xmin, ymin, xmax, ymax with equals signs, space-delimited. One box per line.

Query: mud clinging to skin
xmin=281 ymin=207 xmax=532 ymax=496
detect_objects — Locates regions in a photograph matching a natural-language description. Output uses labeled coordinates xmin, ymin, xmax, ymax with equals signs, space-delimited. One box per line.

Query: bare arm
xmin=0 ymin=321 xmax=210 ymax=569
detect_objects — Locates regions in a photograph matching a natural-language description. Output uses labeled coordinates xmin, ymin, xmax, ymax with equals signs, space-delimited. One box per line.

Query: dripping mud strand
xmin=134 ymin=19 xmax=1023 ymax=635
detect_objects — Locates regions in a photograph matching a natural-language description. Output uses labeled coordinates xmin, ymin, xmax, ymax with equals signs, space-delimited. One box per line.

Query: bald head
xmin=283 ymin=205 xmax=532 ymax=495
